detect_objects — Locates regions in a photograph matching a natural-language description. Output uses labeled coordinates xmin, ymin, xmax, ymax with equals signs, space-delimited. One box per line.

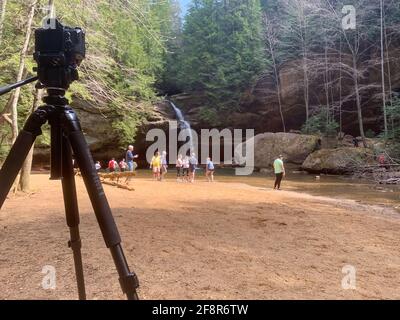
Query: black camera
xmin=33 ymin=19 xmax=85 ymax=90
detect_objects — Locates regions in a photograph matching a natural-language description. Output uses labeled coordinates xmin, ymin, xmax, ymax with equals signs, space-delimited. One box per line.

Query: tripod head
xmin=0 ymin=18 xmax=85 ymax=97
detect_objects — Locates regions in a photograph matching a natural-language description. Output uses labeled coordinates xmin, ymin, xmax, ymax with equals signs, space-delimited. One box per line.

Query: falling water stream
xmin=169 ymin=101 xmax=194 ymax=151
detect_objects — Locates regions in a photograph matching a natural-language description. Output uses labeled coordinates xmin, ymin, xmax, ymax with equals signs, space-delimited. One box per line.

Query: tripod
xmin=0 ymin=89 xmax=139 ymax=300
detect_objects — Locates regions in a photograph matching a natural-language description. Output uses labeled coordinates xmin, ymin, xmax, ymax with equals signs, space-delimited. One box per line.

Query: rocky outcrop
xmin=235 ymin=132 xmax=320 ymax=168
xmin=172 ymin=48 xmax=400 ymax=136
xmin=301 ymin=147 xmax=376 ymax=174
xmin=33 ymin=99 xmax=174 ymax=165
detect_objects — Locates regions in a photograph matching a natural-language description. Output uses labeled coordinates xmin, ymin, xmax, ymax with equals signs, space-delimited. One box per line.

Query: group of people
xmin=95 ymin=145 xmax=139 ymax=173
xmin=150 ymin=151 xmax=215 ymax=183
xmin=97 ymin=144 xmax=285 ymax=188
xmin=97 ymin=145 xmax=216 ymax=183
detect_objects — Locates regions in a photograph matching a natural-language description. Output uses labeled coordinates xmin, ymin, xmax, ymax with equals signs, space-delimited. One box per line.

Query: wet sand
xmin=0 ymin=174 xmax=399 ymax=299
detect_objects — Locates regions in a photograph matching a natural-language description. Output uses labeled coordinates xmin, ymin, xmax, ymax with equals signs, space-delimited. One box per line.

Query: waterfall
xmin=169 ymin=101 xmax=194 ymax=152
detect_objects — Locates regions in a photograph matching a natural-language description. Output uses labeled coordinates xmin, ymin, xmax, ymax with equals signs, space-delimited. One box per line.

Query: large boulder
xmin=302 ymin=147 xmax=376 ymax=174
xmin=235 ymin=132 xmax=320 ymax=168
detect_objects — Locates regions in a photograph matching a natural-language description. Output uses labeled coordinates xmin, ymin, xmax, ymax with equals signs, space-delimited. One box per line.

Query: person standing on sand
xmin=119 ymin=159 xmax=127 ymax=172
xmin=150 ymin=151 xmax=161 ymax=181
xmin=108 ymin=158 xmax=118 ymax=172
xmin=95 ymin=161 xmax=101 ymax=172
xmin=182 ymin=155 xmax=190 ymax=182
xmin=273 ymin=155 xmax=285 ymax=190
xmin=206 ymin=157 xmax=215 ymax=182
xmin=160 ymin=151 xmax=168 ymax=181
xmin=176 ymin=154 xmax=183 ymax=182
xmin=126 ymin=145 xmax=139 ymax=172
xmin=189 ymin=152 xmax=198 ymax=183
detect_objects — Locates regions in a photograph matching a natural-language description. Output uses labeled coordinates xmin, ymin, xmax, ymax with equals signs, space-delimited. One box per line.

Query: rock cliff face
xmin=32 ymin=47 xmax=400 ymax=166
xmin=234 ymin=132 xmax=382 ymax=174
xmin=235 ymin=132 xmax=320 ymax=169
xmin=302 ymin=147 xmax=376 ymax=174
xmin=33 ymin=98 xmax=174 ymax=165
xmin=171 ymin=48 xmax=400 ymax=136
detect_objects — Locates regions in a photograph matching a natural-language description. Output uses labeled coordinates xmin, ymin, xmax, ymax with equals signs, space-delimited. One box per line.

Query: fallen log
xmin=102 ymin=180 xmax=135 ymax=191
xmin=378 ymin=178 xmax=400 ymax=185
xmin=98 ymin=171 xmax=136 ymax=179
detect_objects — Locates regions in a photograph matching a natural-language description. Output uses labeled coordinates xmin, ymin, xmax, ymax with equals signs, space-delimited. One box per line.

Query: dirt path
xmin=0 ymin=174 xmax=399 ymax=299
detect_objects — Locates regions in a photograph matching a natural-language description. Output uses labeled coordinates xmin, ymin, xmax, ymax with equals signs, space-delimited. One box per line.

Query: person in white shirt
xmin=176 ymin=154 xmax=183 ymax=182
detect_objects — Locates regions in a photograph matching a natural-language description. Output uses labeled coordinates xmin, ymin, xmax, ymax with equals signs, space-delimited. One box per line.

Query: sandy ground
xmin=0 ymin=174 xmax=400 ymax=300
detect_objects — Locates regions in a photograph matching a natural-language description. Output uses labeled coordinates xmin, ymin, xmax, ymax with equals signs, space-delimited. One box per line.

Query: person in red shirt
xmin=108 ymin=158 xmax=117 ymax=172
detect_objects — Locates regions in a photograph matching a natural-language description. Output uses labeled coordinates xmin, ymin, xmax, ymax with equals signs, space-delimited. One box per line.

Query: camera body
xmin=34 ymin=19 xmax=85 ymax=89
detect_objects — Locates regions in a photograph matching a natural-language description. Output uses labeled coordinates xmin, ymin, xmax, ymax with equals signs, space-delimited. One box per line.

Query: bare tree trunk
xmin=300 ymin=4 xmax=309 ymax=121
xmin=275 ymin=68 xmax=286 ymax=133
xmin=380 ymin=0 xmax=388 ymax=139
xmin=324 ymin=34 xmax=330 ymax=125
xmin=0 ymin=0 xmax=7 ymax=46
xmin=271 ymin=49 xmax=286 ymax=132
xmin=10 ymin=1 xmax=37 ymax=194
xmin=18 ymin=0 xmax=54 ymax=192
xmin=339 ymin=36 xmax=343 ymax=134
xmin=19 ymin=89 xmax=43 ymax=192
xmin=384 ymin=17 xmax=394 ymax=136
xmin=352 ymin=55 xmax=366 ymax=147
xmin=10 ymin=1 xmax=37 ymax=144
xmin=302 ymin=50 xmax=309 ymax=121
xmin=264 ymin=14 xmax=286 ymax=132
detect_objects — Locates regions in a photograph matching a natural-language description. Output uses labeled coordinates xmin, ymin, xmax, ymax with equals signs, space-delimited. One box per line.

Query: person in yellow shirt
xmin=150 ymin=151 xmax=161 ymax=181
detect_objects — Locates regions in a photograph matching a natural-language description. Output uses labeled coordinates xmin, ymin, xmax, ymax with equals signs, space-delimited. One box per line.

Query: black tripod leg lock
xmin=68 ymin=239 xmax=82 ymax=250
xmin=119 ymin=272 xmax=140 ymax=293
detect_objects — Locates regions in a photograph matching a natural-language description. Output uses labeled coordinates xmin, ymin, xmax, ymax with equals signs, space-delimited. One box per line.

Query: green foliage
xmin=178 ymin=0 xmax=267 ymax=116
xmin=198 ymin=107 xmax=220 ymax=126
xmin=0 ymin=0 xmax=178 ymax=158
xmin=112 ymin=116 xmax=141 ymax=147
xmin=301 ymin=107 xmax=339 ymax=136
xmin=365 ymin=129 xmax=376 ymax=139
xmin=387 ymin=98 xmax=400 ymax=141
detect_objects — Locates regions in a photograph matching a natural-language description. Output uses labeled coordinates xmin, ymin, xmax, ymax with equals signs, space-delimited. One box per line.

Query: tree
xmin=9 ymin=1 xmax=37 ymax=144
xmin=19 ymin=0 xmax=54 ymax=192
xmin=380 ymin=0 xmax=388 ymax=139
xmin=263 ymin=10 xmax=286 ymax=131
xmin=0 ymin=0 xmax=7 ymax=46
xmin=279 ymin=0 xmax=314 ymax=121
xmin=7 ymin=0 xmax=37 ymax=193
xmin=179 ymin=0 xmax=267 ymax=118
xmin=19 ymin=88 xmax=42 ymax=192
xmin=324 ymin=0 xmax=373 ymax=147
xmin=155 ymin=0 xmax=183 ymax=94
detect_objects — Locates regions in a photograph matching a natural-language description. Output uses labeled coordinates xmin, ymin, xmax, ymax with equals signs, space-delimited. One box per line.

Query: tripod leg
xmin=61 ymin=135 xmax=86 ymax=300
xmin=0 ymin=107 xmax=49 ymax=208
xmin=61 ymin=108 xmax=139 ymax=299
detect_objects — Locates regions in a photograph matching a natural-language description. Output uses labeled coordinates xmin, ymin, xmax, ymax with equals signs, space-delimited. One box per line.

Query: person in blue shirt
xmin=126 ymin=145 xmax=138 ymax=172
xmin=206 ymin=157 xmax=215 ymax=182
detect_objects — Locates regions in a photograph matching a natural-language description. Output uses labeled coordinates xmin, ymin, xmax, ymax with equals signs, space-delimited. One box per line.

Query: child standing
xmin=150 ymin=151 xmax=161 ymax=181
xmin=206 ymin=157 xmax=215 ymax=182
xmin=119 ymin=159 xmax=127 ymax=172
